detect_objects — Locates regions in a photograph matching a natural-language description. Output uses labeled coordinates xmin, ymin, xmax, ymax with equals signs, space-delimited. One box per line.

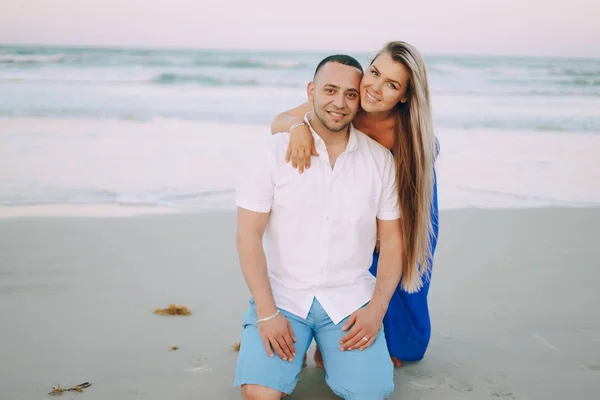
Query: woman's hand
xmin=285 ymin=123 xmax=318 ymax=174
xmin=339 ymin=305 xmax=385 ymax=351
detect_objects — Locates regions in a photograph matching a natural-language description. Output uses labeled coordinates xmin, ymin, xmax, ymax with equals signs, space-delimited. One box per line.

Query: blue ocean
xmin=2 ymin=45 xmax=600 ymax=131
xmin=1 ymin=45 xmax=599 ymax=212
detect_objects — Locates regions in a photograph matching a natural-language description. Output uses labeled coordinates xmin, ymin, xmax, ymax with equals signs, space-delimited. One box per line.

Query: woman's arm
xmin=270 ymin=101 xmax=312 ymax=134
xmin=270 ymin=102 xmax=317 ymax=173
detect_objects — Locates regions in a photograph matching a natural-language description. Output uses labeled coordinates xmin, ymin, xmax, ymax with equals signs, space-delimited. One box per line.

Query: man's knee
xmin=328 ymin=376 xmax=394 ymax=400
xmin=241 ymin=384 xmax=283 ymax=400
xmin=326 ymin=354 xmax=394 ymax=399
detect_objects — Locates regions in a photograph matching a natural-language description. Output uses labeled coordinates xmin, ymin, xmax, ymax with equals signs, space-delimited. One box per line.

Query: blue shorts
xmin=233 ymin=298 xmax=394 ymax=399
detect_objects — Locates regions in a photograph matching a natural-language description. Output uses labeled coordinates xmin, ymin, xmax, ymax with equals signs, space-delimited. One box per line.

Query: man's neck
xmin=318 ymin=128 xmax=349 ymax=148
xmin=307 ymin=116 xmax=350 ymax=169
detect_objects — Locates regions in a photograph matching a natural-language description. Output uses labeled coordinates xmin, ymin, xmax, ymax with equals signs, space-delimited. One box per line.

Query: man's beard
xmin=313 ymin=109 xmax=350 ymax=133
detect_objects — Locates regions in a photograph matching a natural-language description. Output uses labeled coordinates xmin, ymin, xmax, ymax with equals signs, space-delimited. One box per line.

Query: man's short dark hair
xmin=313 ymin=55 xmax=364 ymax=79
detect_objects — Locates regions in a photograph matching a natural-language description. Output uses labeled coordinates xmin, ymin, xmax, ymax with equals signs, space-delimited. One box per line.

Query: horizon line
xmin=1 ymin=41 xmax=598 ymax=61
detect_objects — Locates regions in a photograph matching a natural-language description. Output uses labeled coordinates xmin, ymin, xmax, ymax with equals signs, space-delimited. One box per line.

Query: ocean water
xmin=1 ymin=44 xmax=600 ymax=212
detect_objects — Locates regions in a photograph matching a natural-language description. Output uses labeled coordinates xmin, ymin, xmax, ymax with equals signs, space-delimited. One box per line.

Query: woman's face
xmin=360 ymin=51 xmax=410 ymax=114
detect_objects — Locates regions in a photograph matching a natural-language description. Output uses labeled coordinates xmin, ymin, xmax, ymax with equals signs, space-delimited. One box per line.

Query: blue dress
xmin=369 ymin=146 xmax=439 ymax=362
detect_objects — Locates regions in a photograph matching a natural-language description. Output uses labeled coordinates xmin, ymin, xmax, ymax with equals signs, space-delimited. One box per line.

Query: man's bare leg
xmin=242 ymin=384 xmax=285 ymax=400
xmin=313 ymin=345 xmax=324 ymax=369
xmin=302 ymin=350 xmax=320 ymax=368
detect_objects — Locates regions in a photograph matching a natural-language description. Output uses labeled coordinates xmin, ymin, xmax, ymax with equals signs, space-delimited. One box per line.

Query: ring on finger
xmin=362 ymin=336 xmax=369 ymax=342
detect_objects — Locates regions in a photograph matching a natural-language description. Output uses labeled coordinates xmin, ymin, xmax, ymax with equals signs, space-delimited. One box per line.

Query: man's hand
xmin=258 ymin=313 xmax=297 ymax=362
xmin=339 ymin=305 xmax=385 ymax=351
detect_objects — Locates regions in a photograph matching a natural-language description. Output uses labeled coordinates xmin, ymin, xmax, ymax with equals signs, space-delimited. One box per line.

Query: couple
xmin=234 ymin=41 xmax=439 ymax=399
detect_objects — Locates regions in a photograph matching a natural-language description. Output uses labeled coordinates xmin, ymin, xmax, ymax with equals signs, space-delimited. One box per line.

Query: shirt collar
xmin=303 ymin=112 xmax=358 ymax=154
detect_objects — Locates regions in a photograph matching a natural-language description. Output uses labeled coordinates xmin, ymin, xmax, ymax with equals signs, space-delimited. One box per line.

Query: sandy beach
xmin=2 ymin=4 xmax=600 ymax=399
xmin=0 ymin=207 xmax=599 ymax=399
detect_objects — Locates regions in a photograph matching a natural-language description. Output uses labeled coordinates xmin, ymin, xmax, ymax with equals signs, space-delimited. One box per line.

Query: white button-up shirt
xmin=236 ymin=115 xmax=400 ymax=324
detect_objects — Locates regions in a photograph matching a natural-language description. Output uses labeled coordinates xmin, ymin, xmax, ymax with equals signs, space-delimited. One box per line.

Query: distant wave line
xmin=453 ymin=185 xmax=600 ymax=207
xmin=0 ymin=188 xmax=237 ymax=208
xmin=0 ymin=53 xmax=311 ymax=70
xmin=0 ymin=54 xmax=67 ymax=64
xmin=0 ymin=73 xmax=306 ymax=88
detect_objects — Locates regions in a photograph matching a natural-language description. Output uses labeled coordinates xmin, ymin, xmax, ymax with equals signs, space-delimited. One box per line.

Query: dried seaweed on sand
xmin=153 ymin=304 xmax=191 ymax=316
xmin=48 ymin=382 xmax=91 ymax=395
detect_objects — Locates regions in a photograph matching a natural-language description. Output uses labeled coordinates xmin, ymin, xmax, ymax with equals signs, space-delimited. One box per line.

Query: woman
xmin=270 ymin=41 xmax=439 ymax=367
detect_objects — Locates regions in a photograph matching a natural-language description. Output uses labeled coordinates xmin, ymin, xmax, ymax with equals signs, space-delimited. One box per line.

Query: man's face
xmin=307 ymin=62 xmax=362 ymax=133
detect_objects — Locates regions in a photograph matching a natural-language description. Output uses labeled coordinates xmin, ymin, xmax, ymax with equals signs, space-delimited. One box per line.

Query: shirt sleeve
xmin=235 ymin=142 xmax=276 ymax=213
xmin=377 ymin=153 xmax=401 ymax=220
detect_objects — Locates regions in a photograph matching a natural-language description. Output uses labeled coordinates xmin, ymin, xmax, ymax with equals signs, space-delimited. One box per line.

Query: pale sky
xmin=1 ymin=0 xmax=599 ymax=57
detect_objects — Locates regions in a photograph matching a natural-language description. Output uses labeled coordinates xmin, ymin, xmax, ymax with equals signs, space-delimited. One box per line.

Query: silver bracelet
xmin=289 ymin=122 xmax=306 ymax=133
xmin=256 ymin=310 xmax=280 ymax=324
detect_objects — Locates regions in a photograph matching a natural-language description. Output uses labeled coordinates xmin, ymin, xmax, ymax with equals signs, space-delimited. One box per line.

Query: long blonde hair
xmin=372 ymin=41 xmax=436 ymax=293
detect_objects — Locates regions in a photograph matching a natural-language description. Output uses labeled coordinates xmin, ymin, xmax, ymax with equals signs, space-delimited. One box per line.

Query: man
xmin=234 ymin=54 xmax=402 ymax=400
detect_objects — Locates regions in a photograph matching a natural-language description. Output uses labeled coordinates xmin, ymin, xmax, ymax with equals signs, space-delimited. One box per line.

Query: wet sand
xmin=0 ymin=207 xmax=599 ymax=399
